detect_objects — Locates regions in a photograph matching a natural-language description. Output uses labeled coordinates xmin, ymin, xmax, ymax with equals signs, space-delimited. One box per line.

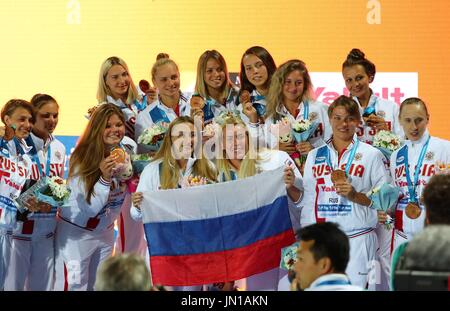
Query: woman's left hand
xmin=131 ymin=192 xmax=143 ymax=210
xmin=283 ymin=165 xmax=295 ymax=189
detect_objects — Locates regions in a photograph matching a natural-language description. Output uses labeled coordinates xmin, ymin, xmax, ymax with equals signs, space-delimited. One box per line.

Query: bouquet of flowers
xmin=373 ymin=130 xmax=402 ymax=159
xmin=137 ymin=122 xmax=169 ymax=151
xmin=291 ymin=119 xmax=320 ymax=143
xmin=130 ymin=154 xmax=152 ymax=175
xmin=367 ymin=183 xmax=400 ymax=229
xmin=280 ymin=242 xmax=299 ymax=271
xmin=34 ymin=176 xmax=71 ymax=208
xmin=180 ymin=175 xmax=213 ymax=188
xmin=290 ymin=119 xmax=319 ymax=168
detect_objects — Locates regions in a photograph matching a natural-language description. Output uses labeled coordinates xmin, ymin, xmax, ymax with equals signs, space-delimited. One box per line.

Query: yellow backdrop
xmin=0 ymin=0 xmax=449 ymax=139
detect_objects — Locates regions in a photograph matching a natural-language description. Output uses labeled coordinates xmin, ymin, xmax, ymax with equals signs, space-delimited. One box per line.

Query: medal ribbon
xmin=250 ymin=94 xmax=265 ymax=102
xmin=302 ymin=100 xmax=309 ymax=120
xmin=326 ymin=139 xmax=359 ymax=175
xmin=134 ymin=97 xmax=147 ymax=112
xmin=353 ymin=92 xmax=378 ymax=116
xmin=26 ymin=136 xmax=51 ymax=177
xmin=404 ymin=136 xmax=430 ymax=203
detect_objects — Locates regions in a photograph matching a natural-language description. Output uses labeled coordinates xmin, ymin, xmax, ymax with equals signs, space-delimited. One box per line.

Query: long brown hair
xmin=265 ymin=59 xmax=314 ymax=121
xmin=69 ymin=104 xmax=125 ymax=203
xmin=239 ymin=46 xmax=277 ymax=93
xmin=152 ymin=116 xmax=217 ymax=189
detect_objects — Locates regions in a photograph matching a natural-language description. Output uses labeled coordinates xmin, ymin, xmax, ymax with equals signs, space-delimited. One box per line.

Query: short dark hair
xmin=1 ymin=99 xmax=34 ymax=124
xmin=423 ymin=174 xmax=450 ymax=225
xmin=328 ymin=95 xmax=361 ymax=121
xmin=296 ymin=222 xmax=350 ymax=273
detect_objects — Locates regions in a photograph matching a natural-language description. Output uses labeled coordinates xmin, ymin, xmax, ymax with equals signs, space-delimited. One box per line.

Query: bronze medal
xmin=405 ymin=202 xmax=421 ymax=219
xmin=331 ymin=169 xmax=347 ymax=184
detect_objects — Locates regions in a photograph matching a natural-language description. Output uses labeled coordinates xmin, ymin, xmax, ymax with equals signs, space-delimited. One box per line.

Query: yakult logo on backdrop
xmin=309 ymin=72 xmax=418 ymax=105
xmin=228 ymin=72 xmax=418 ymax=106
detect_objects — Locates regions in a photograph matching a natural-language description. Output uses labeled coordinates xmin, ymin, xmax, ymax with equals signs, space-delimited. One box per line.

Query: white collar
xmin=352 ymin=90 xmax=377 ymax=109
xmin=307 ymin=273 xmax=352 ymax=289
xmin=106 ymin=95 xmax=127 ymax=107
xmin=157 ymin=92 xmax=187 ymax=109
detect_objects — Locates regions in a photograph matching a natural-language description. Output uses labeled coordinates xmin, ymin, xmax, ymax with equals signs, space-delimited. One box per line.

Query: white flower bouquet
xmin=34 ymin=176 xmax=71 ymax=208
xmin=291 ymin=119 xmax=319 ymax=143
xmin=373 ymin=130 xmax=402 ymax=159
xmin=137 ymin=122 xmax=169 ymax=151
xmin=280 ymin=242 xmax=299 ymax=271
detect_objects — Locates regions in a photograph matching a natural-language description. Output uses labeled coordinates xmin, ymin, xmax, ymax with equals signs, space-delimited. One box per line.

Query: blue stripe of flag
xmin=144 ymin=195 xmax=291 ymax=256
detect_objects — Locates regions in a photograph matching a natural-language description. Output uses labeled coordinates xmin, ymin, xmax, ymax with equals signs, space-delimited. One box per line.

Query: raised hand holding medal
xmin=328 ymin=140 xmax=359 ymax=200
xmin=402 ymin=136 xmax=430 ymax=219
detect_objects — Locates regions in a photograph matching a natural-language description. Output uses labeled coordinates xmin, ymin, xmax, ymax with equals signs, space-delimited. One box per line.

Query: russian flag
xmin=140 ymin=167 xmax=296 ymax=286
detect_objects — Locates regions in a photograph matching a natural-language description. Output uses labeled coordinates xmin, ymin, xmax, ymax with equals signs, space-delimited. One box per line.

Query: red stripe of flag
xmin=150 ymin=229 xmax=295 ymax=286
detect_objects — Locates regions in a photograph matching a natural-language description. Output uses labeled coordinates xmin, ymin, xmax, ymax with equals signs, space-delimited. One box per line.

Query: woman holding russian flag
xmin=215 ymin=113 xmax=303 ymax=291
xmin=301 ymin=95 xmax=390 ymax=289
xmin=379 ymin=98 xmax=450 ymax=255
xmin=130 ymin=116 xmax=217 ymax=290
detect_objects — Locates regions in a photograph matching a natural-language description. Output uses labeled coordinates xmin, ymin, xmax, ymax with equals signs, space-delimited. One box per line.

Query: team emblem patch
xmin=354 ymin=152 xmax=363 ymax=161
xmin=425 ymin=151 xmax=434 ymax=161
xmin=376 ymin=110 xmax=386 ymax=118
xmin=55 ymin=151 xmax=62 ymax=161
xmin=308 ymin=112 xmax=318 ymax=121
